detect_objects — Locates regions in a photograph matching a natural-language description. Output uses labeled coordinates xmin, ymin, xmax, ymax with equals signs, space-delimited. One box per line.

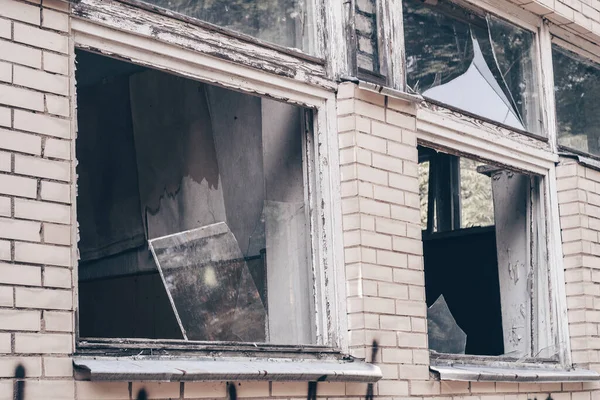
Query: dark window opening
xmin=75 ymin=49 xmax=316 ymax=345
xmin=419 ymin=146 xmax=542 ymax=357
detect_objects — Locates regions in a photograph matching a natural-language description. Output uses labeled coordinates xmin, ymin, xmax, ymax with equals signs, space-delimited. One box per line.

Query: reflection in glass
xmin=403 ymin=0 xmax=540 ymax=133
xmin=139 ymin=0 xmax=314 ymax=53
xmin=553 ymin=45 xmax=600 ymax=157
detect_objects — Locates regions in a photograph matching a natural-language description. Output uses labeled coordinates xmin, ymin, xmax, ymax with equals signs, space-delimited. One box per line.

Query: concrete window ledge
xmin=73 ymin=356 xmax=382 ymax=382
xmin=430 ymin=364 xmax=600 ymax=382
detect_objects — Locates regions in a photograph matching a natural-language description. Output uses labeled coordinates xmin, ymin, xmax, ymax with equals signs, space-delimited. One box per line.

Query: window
xmin=418 ymin=146 xmax=553 ymax=359
xmin=75 ymin=49 xmax=319 ymax=345
xmin=403 ymin=0 xmax=541 ymax=134
xmin=552 ymin=45 xmax=600 ymax=158
xmin=129 ymin=0 xmax=316 ymax=54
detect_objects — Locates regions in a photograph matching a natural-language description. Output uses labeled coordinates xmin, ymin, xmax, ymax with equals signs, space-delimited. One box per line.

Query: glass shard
xmin=427 ymin=295 xmax=467 ymax=354
xmin=149 ymin=222 xmax=267 ymax=342
xmin=403 ymin=0 xmax=540 ymax=133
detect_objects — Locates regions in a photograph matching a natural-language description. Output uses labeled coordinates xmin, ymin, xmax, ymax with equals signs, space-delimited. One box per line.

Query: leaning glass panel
xmin=553 ymin=45 xmax=600 ymax=157
xmin=403 ymin=0 xmax=541 ymax=134
xmin=136 ymin=0 xmax=315 ymax=54
xmin=75 ymin=49 xmax=316 ymax=345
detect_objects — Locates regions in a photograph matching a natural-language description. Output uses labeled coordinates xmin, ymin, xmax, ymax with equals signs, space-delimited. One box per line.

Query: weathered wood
xmin=72 ymin=0 xmax=335 ymax=90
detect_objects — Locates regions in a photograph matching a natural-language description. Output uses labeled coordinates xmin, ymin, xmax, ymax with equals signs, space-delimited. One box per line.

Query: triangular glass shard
xmin=427 ymin=295 xmax=467 ymax=354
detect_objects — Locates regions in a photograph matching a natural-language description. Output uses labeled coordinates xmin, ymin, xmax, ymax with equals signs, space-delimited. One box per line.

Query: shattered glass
xmin=149 ymin=222 xmax=267 ymax=342
xmin=427 ymin=295 xmax=467 ymax=354
xmin=552 ymin=45 xmax=600 ymax=157
xmin=138 ymin=0 xmax=313 ymax=53
xmin=403 ymin=0 xmax=540 ymax=133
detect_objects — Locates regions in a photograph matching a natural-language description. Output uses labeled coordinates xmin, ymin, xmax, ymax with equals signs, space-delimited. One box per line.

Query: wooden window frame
xmin=70 ymin=8 xmax=348 ymax=356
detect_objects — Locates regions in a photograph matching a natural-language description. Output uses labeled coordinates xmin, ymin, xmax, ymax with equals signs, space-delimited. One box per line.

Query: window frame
xmin=547 ymin=23 xmax=600 ymax=161
xmin=70 ymin=7 xmax=349 ymax=356
xmin=413 ymin=95 xmax=571 ymax=367
xmin=405 ymin=0 xmax=547 ymax=138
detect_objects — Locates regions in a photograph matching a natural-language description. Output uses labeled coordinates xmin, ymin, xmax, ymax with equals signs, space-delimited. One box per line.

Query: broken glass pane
xmin=403 ymin=0 xmax=540 ymax=134
xmin=427 ymin=295 xmax=467 ymax=354
xmin=138 ymin=0 xmax=314 ymax=54
xmin=149 ymin=222 xmax=267 ymax=342
xmin=553 ymin=45 xmax=600 ymax=157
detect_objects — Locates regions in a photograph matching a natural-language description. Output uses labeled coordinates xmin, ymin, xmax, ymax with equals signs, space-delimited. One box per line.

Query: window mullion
xmin=383 ymin=0 xmax=406 ymax=90
xmin=538 ymin=21 xmax=558 ymax=152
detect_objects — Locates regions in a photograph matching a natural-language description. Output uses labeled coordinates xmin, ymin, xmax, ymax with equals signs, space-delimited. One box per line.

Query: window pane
xmin=553 ymin=45 xmax=600 ymax=157
xmin=419 ymin=147 xmax=549 ymax=357
xmin=403 ymin=0 xmax=541 ymax=134
xmin=76 ymin=50 xmax=315 ymax=345
xmin=139 ymin=0 xmax=315 ymax=54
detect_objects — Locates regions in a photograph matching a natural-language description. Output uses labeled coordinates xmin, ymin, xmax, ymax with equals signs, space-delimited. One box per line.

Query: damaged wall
xmin=0 ymin=0 xmax=600 ymax=399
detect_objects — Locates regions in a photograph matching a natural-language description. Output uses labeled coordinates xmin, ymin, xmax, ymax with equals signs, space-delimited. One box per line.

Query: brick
xmin=184 ymin=382 xmax=226 ymax=398
xmin=44 ymin=266 xmax=71 ymax=288
xmin=0 ymin=357 xmax=42 ymax=377
xmin=355 ymin=99 xmax=385 ymax=121
xmin=132 ymin=382 xmax=180 ymax=399
xmin=44 ymin=223 xmax=70 ymax=245
xmin=15 ymin=155 xmax=71 ymax=181
xmin=0 ymin=106 xmax=9 ymax=127
xmin=14 ymin=333 xmax=72 ymax=353
xmin=14 ymin=109 xmax=70 ymax=138
xmin=14 ymin=241 xmax=71 ymax=267
xmin=0 ymin=216 xmax=41 ymax=242
xmin=395 ymin=299 xmax=427 ymax=317
xmin=46 ymin=94 xmax=70 ymax=117
xmin=15 ymin=198 xmax=71 ymax=224
xmin=16 ymin=287 xmax=72 ymax=310
xmin=44 ymin=51 xmax=69 ymax=75
xmin=14 ymin=65 xmax=69 ymax=96
xmin=0 ymin=18 xmax=10 ymax=39
xmin=24 ymin=380 xmax=75 ymax=400
xmin=0 ymin=151 xmax=9 ymax=172
xmin=378 ymin=380 xmax=409 ymax=396
xmin=0 ymin=60 xmax=10 ymax=83
xmin=0 ymin=39 xmax=42 ymax=68
xmin=372 ymin=121 xmax=403 ymax=141
xmin=0 ymin=128 xmax=42 ymax=155
xmin=272 ymin=382 xmax=308 ymax=396
xmin=41 ymin=181 xmax=70 ymax=203
xmin=14 ymin=23 xmax=69 ymax=54
xmin=76 ymin=382 xmax=130 ymax=400
xmin=42 ymin=8 xmax=69 ymax=32
xmin=0 ymin=309 xmax=40 ymax=331
xmin=0 ymin=83 xmax=44 ymax=111
xmin=0 ymin=0 xmax=40 ymax=24
xmin=45 ymin=138 xmax=70 ymax=160
xmin=0 ymin=173 xmax=37 ymax=198
xmin=380 ymin=314 xmax=411 ymax=331
xmin=387 ymin=110 xmax=416 ymax=130
xmin=0 ymin=332 xmax=9 ymax=353
xmin=0 ymin=286 xmax=12 ymax=306
xmin=0 ymin=240 xmax=9 ymax=260
xmin=233 ymin=382 xmax=269 ymax=398
xmin=44 ymin=356 xmax=73 ymax=377
xmin=378 ymin=281 xmax=410 ymax=299
xmin=0 ymin=262 xmax=41 ymax=286
xmin=44 ymin=311 xmax=72 ymax=332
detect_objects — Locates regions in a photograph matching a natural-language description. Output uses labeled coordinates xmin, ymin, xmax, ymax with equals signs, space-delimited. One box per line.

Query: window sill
xmin=430 ymin=364 xmax=600 ymax=382
xmin=73 ymin=356 xmax=382 ymax=382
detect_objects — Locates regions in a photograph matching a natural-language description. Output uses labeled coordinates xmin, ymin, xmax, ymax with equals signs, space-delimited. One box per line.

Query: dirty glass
xmin=553 ymin=45 xmax=600 ymax=157
xmin=403 ymin=0 xmax=541 ymax=134
xmin=138 ymin=0 xmax=315 ymax=54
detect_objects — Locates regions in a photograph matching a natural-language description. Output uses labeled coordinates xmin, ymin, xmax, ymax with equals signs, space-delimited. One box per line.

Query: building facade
xmin=1 ymin=0 xmax=600 ymax=398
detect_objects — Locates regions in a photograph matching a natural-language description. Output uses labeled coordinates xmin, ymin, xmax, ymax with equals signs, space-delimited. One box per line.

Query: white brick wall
xmin=0 ymin=1 xmax=74 ymax=398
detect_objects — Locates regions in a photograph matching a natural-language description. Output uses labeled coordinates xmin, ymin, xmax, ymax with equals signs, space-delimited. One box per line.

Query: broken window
xmin=403 ymin=0 xmax=541 ymax=134
xmin=552 ymin=45 xmax=600 ymax=157
xmin=355 ymin=0 xmax=384 ymax=80
xmin=419 ymin=146 xmax=553 ymax=358
xmin=75 ymin=49 xmax=317 ymax=345
xmin=133 ymin=0 xmax=315 ymax=53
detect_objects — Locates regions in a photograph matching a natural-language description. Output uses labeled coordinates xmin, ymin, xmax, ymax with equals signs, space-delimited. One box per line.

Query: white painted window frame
xmin=69 ymin=11 xmax=349 ymax=354
xmin=414 ymin=101 xmax=571 ymax=366
xmin=392 ymin=0 xmax=573 ymax=367
xmin=546 ymin=22 xmax=600 ymax=160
